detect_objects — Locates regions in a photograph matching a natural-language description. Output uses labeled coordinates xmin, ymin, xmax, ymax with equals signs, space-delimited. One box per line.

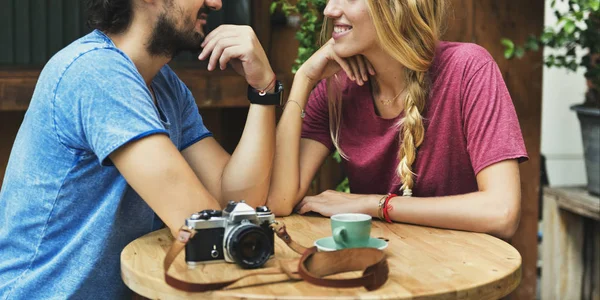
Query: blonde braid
xmin=319 ymin=0 xmax=446 ymax=195
xmin=397 ymin=70 xmax=428 ymax=196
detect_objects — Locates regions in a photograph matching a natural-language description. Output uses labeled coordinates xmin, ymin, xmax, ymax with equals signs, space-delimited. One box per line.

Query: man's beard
xmin=147 ymin=11 xmax=205 ymax=58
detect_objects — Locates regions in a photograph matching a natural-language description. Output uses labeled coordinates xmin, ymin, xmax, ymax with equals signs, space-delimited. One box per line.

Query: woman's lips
xmin=332 ymin=25 xmax=352 ymax=40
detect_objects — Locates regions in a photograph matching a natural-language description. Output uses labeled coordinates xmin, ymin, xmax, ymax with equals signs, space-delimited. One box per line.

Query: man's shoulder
xmin=44 ymin=31 xmax=135 ymax=82
xmin=155 ymin=64 xmax=191 ymax=100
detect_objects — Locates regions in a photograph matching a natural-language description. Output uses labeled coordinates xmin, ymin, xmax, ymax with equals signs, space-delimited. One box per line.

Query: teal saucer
xmin=314 ymin=237 xmax=388 ymax=252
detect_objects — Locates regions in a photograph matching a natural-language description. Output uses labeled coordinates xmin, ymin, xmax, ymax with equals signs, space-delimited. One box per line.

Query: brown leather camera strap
xmin=163 ymin=222 xmax=389 ymax=292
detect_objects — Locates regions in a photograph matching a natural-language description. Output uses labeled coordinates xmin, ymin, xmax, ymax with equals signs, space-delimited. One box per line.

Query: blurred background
xmin=0 ymin=1 xmax=598 ymax=299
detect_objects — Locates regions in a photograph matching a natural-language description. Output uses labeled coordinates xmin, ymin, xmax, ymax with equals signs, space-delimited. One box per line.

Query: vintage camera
xmin=185 ymin=201 xmax=276 ymax=269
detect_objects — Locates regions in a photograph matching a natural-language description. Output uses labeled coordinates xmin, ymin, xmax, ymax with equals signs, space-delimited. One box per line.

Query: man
xmin=0 ymin=0 xmax=281 ymax=298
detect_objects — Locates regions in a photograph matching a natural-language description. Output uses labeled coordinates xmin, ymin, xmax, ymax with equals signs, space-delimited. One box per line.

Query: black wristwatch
xmin=247 ymin=80 xmax=284 ymax=106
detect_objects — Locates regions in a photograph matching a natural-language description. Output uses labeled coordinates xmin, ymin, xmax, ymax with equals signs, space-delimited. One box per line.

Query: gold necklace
xmin=379 ymin=88 xmax=406 ymax=106
xmin=373 ymin=81 xmax=407 ymax=106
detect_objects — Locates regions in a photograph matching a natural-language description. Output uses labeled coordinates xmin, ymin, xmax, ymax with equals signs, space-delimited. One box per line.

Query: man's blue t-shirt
xmin=0 ymin=30 xmax=212 ymax=299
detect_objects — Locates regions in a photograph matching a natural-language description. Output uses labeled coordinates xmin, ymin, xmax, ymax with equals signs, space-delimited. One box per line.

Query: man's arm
xmin=181 ymin=25 xmax=277 ymax=208
xmin=182 ymin=103 xmax=275 ymax=208
xmin=110 ymin=134 xmax=221 ymax=236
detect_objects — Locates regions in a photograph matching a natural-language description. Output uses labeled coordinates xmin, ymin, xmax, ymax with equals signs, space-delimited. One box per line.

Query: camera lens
xmin=227 ymin=224 xmax=271 ymax=269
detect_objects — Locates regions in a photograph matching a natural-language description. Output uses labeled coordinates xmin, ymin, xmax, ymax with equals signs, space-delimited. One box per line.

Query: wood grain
xmin=542 ymin=187 xmax=600 ymax=300
xmin=443 ymin=0 xmax=474 ymax=42
xmin=0 ymin=112 xmax=25 ymax=188
xmin=0 ymin=69 xmax=289 ymax=111
xmin=544 ymin=187 xmax=600 ymax=221
xmin=121 ymin=214 xmax=522 ymax=299
xmin=542 ymin=191 xmax=585 ymax=299
xmin=582 ymin=220 xmax=600 ymax=300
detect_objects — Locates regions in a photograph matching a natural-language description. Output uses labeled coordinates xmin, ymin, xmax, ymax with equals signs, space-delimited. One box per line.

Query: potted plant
xmin=503 ymin=0 xmax=599 ymax=195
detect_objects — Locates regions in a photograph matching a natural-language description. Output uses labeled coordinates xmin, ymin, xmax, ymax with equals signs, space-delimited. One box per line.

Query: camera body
xmin=185 ymin=201 xmax=275 ymax=269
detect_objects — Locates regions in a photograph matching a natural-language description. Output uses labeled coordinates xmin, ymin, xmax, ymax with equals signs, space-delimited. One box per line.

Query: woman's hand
xmin=297 ymin=38 xmax=375 ymax=86
xmin=295 ymin=190 xmax=379 ymax=217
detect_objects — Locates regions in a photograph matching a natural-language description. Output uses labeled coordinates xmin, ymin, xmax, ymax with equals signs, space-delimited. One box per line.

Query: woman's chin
xmin=332 ymin=44 xmax=359 ymax=59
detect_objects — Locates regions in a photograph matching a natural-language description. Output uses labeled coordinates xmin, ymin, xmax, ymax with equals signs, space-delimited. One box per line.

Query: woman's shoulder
xmin=430 ymin=41 xmax=499 ymax=86
xmin=434 ymin=41 xmax=495 ymax=71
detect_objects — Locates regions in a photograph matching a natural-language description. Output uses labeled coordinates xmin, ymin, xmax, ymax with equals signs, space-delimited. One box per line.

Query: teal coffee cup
xmin=330 ymin=213 xmax=372 ymax=249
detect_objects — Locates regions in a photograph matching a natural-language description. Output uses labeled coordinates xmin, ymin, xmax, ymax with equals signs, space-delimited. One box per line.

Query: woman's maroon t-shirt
xmin=301 ymin=42 xmax=529 ymax=196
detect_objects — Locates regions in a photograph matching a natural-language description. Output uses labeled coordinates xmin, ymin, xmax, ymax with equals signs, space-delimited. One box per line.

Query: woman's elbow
xmin=492 ymin=200 xmax=521 ymax=239
xmin=265 ymin=195 xmax=295 ymax=217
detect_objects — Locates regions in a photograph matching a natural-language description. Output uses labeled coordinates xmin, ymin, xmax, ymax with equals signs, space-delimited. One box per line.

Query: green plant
xmin=271 ymin=0 xmax=350 ymax=192
xmin=502 ymin=0 xmax=599 ymax=108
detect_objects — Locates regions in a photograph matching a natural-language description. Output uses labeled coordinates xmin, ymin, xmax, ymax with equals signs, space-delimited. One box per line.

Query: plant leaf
xmin=564 ymin=19 xmax=576 ymax=34
xmin=515 ymin=47 xmax=525 ymax=58
xmin=501 ymin=38 xmax=515 ymax=50
xmin=270 ymin=2 xmax=278 ymax=14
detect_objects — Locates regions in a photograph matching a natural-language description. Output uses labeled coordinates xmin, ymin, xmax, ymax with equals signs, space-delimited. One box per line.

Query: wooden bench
xmin=542 ymin=186 xmax=600 ymax=300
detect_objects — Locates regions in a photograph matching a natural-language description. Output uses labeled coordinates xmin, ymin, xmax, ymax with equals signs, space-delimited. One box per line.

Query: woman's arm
xmin=296 ymin=159 xmax=521 ymax=239
xmin=266 ymin=75 xmax=331 ymax=216
xmin=267 ymin=40 xmax=371 ymax=216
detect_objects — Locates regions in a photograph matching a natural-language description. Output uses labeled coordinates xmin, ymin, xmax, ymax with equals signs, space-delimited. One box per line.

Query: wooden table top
xmin=121 ymin=214 xmax=521 ymax=299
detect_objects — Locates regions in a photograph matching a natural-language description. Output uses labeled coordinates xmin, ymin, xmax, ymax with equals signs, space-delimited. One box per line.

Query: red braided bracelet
xmin=382 ymin=193 xmax=397 ymax=223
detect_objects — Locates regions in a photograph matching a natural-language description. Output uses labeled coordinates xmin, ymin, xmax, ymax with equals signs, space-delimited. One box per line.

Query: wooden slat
xmin=0 ymin=0 xmax=14 ymax=64
xmin=541 ymin=193 xmax=585 ymax=300
xmin=544 ymin=187 xmax=600 ymax=221
xmin=251 ymin=0 xmax=273 ymax=55
xmin=582 ymin=220 xmax=600 ymax=300
xmin=0 ymin=112 xmax=25 ymax=188
xmin=0 ymin=69 xmax=39 ymax=111
xmin=30 ymin=0 xmax=48 ymax=65
xmin=62 ymin=0 xmax=81 ymax=47
xmin=14 ymin=0 xmax=31 ymax=65
xmin=0 ymin=69 xmax=287 ymax=110
xmin=47 ymin=0 xmax=64 ymax=57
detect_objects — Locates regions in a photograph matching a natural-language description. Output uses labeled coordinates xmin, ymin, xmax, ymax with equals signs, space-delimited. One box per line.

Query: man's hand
xmin=198 ymin=25 xmax=275 ymax=91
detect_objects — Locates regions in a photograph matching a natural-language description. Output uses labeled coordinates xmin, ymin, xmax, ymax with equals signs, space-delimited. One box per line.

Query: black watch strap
xmin=247 ymin=80 xmax=284 ymax=106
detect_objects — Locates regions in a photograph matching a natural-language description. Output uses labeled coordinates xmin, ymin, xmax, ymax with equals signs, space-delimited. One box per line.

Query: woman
xmin=267 ymin=0 xmax=528 ymax=239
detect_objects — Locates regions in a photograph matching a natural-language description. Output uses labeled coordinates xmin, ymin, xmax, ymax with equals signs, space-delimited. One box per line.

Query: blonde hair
xmin=323 ymin=0 xmax=447 ymax=195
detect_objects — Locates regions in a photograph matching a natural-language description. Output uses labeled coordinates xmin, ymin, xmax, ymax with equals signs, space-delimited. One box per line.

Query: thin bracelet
xmin=377 ymin=195 xmax=387 ymax=221
xmin=284 ymin=100 xmax=305 ymax=119
xmin=257 ymin=75 xmax=277 ymax=96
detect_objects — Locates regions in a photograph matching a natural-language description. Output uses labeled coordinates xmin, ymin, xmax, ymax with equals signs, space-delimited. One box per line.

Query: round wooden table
xmin=121 ymin=214 xmax=521 ymax=299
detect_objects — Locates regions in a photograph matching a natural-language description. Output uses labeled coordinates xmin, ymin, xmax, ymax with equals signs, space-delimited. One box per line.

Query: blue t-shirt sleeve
xmin=53 ymin=48 xmax=168 ymax=165
xmin=173 ymin=72 xmax=212 ymax=151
